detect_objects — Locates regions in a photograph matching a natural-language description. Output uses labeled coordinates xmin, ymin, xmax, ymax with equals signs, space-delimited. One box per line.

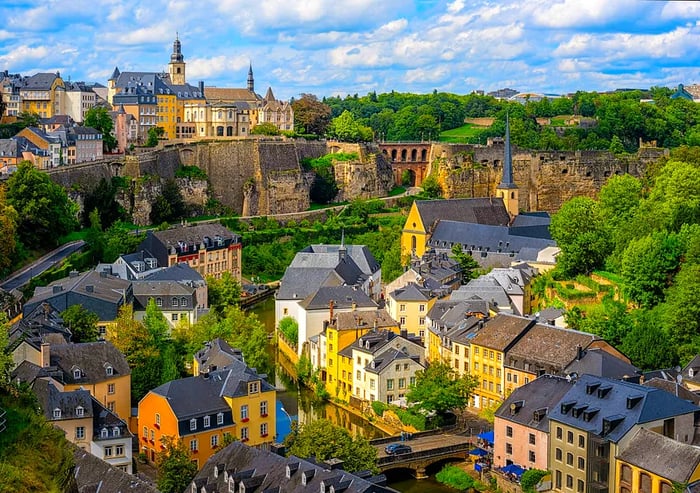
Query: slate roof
xmin=191 ymin=441 xmax=396 ymax=493
xmin=642 ymin=378 xmax=700 ymax=405
xmin=506 ymin=324 xmax=600 ymax=372
xmin=22 ymin=72 xmax=60 ymax=91
xmin=145 ymin=262 xmax=205 ymax=285
xmin=303 ymin=245 xmax=380 ymax=276
xmin=8 ymin=302 xmax=70 ymax=352
xmin=277 ymin=268 xmax=344 ymax=300
xmin=298 ymin=286 xmax=377 ymax=311
xmin=333 ymin=310 xmax=398 ymax=331
xmin=194 ymin=338 xmax=245 ymax=373
xmin=548 ymin=374 xmax=700 ymax=444
xmin=34 ymin=378 xmax=94 ymax=421
xmin=73 ymin=447 xmax=158 ymax=493
xmin=470 ymin=314 xmax=535 ymax=351
xmin=617 ymin=428 xmax=700 ymax=482
xmin=345 ymin=330 xmax=422 ymax=357
xmin=150 ymin=364 xmax=274 ymax=421
xmin=682 ymin=355 xmax=700 ymax=385
xmin=204 ymin=87 xmax=260 ymax=103
xmin=48 ymin=340 xmax=131 ymax=385
xmin=495 ymin=375 xmax=574 ymax=432
xmin=365 ymin=348 xmax=423 ymax=375
xmin=428 ymin=221 xmax=555 ymax=255
xmin=565 ymin=348 xmax=641 ymax=382
xmin=413 ymin=198 xmax=511 ymax=231
xmin=389 ymin=282 xmax=431 ymax=302
xmin=450 ymin=277 xmax=513 ymax=310
xmin=148 ymin=223 xmax=240 ymax=250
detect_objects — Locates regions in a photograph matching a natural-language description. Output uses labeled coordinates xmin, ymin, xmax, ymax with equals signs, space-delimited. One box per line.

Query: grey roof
xmin=682 ymin=355 xmax=700 ymax=385
xmin=131 ymin=280 xmax=195 ymax=310
xmin=150 ymin=364 xmax=274 ymax=421
xmin=413 ymin=198 xmax=511 ymax=231
xmin=450 ymin=278 xmax=513 ymax=310
xmin=8 ymin=302 xmax=70 ymax=352
xmin=565 ymin=348 xmax=641 ymax=382
xmin=428 ymin=221 xmax=555 ymax=255
xmin=298 ymin=286 xmax=377 ymax=311
xmin=644 ymin=378 xmax=700 ymax=405
xmin=495 ymin=375 xmax=574 ymax=432
xmin=145 ymin=262 xmax=205 ymax=285
xmin=366 ymin=348 xmax=423 ymax=375
xmin=73 ymin=447 xmax=158 ymax=493
xmin=537 ymin=307 xmax=565 ymax=324
xmin=333 ymin=310 xmax=398 ymax=331
xmin=617 ymin=428 xmax=700 ymax=482
xmin=549 ymin=374 xmax=700 ymax=443
xmin=191 ymin=441 xmax=396 ymax=493
xmin=22 ymin=72 xmax=60 ymax=91
xmin=389 ymin=282 xmax=431 ymax=302
xmin=345 ymin=330 xmax=422 ymax=357
xmin=194 ymin=338 xmax=245 ymax=373
xmin=148 ymin=223 xmax=240 ymax=251
xmin=304 ymin=244 xmax=380 ymax=276
xmin=277 ymin=268 xmax=344 ymax=300
xmin=470 ymin=314 xmax=535 ymax=351
xmin=48 ymin=340 xmax=131 ymax=385
xmin=34 ymin=378 xmax=94 ymax=421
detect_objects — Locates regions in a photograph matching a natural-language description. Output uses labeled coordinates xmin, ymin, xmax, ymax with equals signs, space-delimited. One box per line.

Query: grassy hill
xmin=439 ymin=124 xmax=484 ymax=143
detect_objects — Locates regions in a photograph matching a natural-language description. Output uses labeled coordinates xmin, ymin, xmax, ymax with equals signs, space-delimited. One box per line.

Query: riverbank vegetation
xmin=435 ymin=464 xmax=486 ymax=491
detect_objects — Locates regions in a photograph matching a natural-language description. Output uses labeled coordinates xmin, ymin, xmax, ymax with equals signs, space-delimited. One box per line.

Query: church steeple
xmin=247 ymin=63 xmax=254 ymax=93
xmin=168 ymin=33 xmax=186 ymax=85
xmin=496 ymin=113 xmax=519 ymax=218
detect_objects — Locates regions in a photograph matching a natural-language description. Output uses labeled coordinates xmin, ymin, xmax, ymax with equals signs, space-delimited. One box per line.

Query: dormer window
xmin=105 ymin=365 xmax=113 ymax=376
xmin=76 ymin=406 xmax=84 ymax=417
xmin=53 ymin=408 xmax=61 ymax=419
xmin=690 ymin=369 xmax=695 ymax=378
xmin=204 ymin=416 xmax=210 ymax=428
xmin=172 ymin=297 xmax=179 ymax=307
xmin=101 ymin=428 xmax=109 ymax=438
xmin=73 ymin=368 xmax=82 ymax=379
xmin=113 ymin=427 xmax=120 ymax=437
xmin=217 ymin=412 xmax=224 ymax=425
xmin=190 ymin=418 xmax=197 ymax=431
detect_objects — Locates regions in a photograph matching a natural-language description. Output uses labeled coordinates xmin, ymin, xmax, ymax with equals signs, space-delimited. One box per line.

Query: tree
xmin=665 ymin=264 xmax=700 ymax=363
xmin=17 ymin=111 xmax=40 ymax=128
xmin=550 ymin=197 xmax=611 ymax=276
xmin=155 ymin=436 xmax=198 ymax=493
xmin=0 ymin=313 xmax=12 ymax=384
xmin=521 ymin=469 xmax=549 ymax=493
xmin=84 ymin=107 xmax=117 ymax=152
xmin=100 ymin=220 xmax=145 ymax=263
xmin=206 ymin=272 xmax=241 ymax=313
xmin=327 ymin=110 xmax=373 ymax=142
xmin=82 ymin=177 xmax=124 ymax=228
xmin=283 ymin=419 xmax=378 ymax=473
xmin=406 ymin=361 xmax=477 ymax=415
xmin=310 ymin=166 xmax=338 ymax=204
xmin=421 ymin=174 xmax=442 ymax=198
xmin=277 ymin=316 xmax=298 ymax=346
xmin=150 ymin=179 xmax=186 ymax=225
xmin=451 ymin=244 xmax=480 ymax=283
xmin=619 ymin=308 xmax=677 ymax=370
xmin=0 ymin=185 xmax=18 ymax=274
xmin=146 ymin=126 xmax=165 ymax=147
xmin=61 ymin=305 xmax=99 ymax=343
xmin=292 ymin=94 xmax=332 ymax=135
xmin=250 ymin=122 xmax=280 ymax=136
xmin=6 ymin=161 xmax=78 ymax=248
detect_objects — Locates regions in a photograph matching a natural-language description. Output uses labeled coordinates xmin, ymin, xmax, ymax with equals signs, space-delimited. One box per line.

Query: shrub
xmin=371 ymin=401 xmax=388 ymax=416
xmin=175 ymin=165 xmax=208 ymax=180
xmin=436 ymin=465 xmax=485 ymax=490
xmin=521 ymin=469 xmax=549 ymax=493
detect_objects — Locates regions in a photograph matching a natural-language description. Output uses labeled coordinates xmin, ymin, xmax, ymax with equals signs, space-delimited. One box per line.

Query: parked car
xmin=385 ymin=443 xmax=412 ymax=455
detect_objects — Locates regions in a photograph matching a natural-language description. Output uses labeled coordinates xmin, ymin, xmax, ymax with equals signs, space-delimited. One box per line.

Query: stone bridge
xmin=373 ymin=432 xmax=473 ymax=479
xmin=378 ymin=142 xmax=432 ymax=187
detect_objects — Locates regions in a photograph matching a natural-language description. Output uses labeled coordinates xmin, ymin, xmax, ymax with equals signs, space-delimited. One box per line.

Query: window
xmin=217 ymin=412 xmax=224 ymax=425
xmin=108 ymin=383 xmax=115 ymax=394
xmin=104 ymin=446 xmax=113 ymax=457
xmin=567 ymin=430 xmax=574 ymax=444
xmin=399 ymin=304 xmax=406 ymax=312
xmin=190 ymin=439 xmax=198 ymax=451
xmin=513 ymin=374 xmax=519 ymax=384
xmin=76 ymin=406 xmax=84 ymax=417
xmin=399 ymin=378 xmax=406 ymax=389
xmin=105 ymin=366 xmax=113 ymax=376
xmin=211 ymin=435 xmax=219 ymax=448
xmin=640 ymin=473 xmax=652 ymax=493
xmin=577 ymin=479 xmax=584 ymax=493
xmin=474 ymin=362 xmax=479 ymax=371
xmin=566 ymin=475 xmax=573 ymax=489
xmin=241 ymin=427 xmax=249 ymax=440
xmin=116 ymin=445 xmax=124 ymax=456
xmin=578 ymin=434 xmax=585 ymax=448
xmin=260 ymin=401 xmax=268 ymax=416
xmin=241 ymin=405 xmax=249 ymax=420
xmin=73 ymin=368 xmax=81 ymax=379
xmin=357 ymin=356 xmax=361 ymax=364
xmin=455 ymin=346 xmax=460 ymax=355
xmin=172 ymin=313 xmax=178 ymax=321
xmin=489 ymin=351 xmax=494 ymax=359
xmin=53 ymin=408 xmax=61 ymax=419
xmin=190 ymin=418 xmax=197 ymax=431
xmin=76 ymin=426 xmax=85 ymax=439
xmin=506 ymin=426 xmax=513 ymax=437
xmin=566 ymin=452 xmax=573 ymax=466
xmin=419 ymin=304 xmax=425 ymax=312
xmin=555 ymin=448 xmax=562 ymax=461
xmin=107 ymin=401 xmax=115 ymax=412
xmin=356 ymin=370 xmax=361 ymax=380
xmin=249 ymin=381 xmax=259 ymax=394
xmin=203 ymin=416 xmax=210 ymax=428
xmin=142 ymin=426 xmax=147 ymax=438
xmin=529 ymin=433 xmax=536 ymax=445
xmin=529 ymin=450 xmax=536 ymax=462
xmin=400 ymin=317 xmax=406 ymax=325
xmin=150 ymin=429 xmax=155 ymax=441
xmin=172 ymin=297 xmax=179 ymax=307
xmin=113 ymin=426 xmax=120 ymax=437
xmin=621 ymin=464 xmax=632 ymax=483
xmin=556 ymin=426 xmax=563 ymax=440
xmin=410 ymin=376 xmax=416 ymax=386
xmin=155 ymin=413 xmax=160 ymax=426
xmin=578 ymin=457 xmax=585 ymax=470
xmin=370 ymin=379 xmax=375 ymax=390
xmin=475 ymin=347 xmax=480 ymax=355
xmin=505 ymin=443 xmax=512 ymax=454
xmin=404 ymin=363 xmax=409 ymax=371
xmin=156 ymin=297 xmax=163 ymax=307
xmin=260 ymin=422 xmax=268 ymax=437
xmin=555 ymin=471 xmax=562 ymax=489
xmin=387 ymin=379 xmax=394 ymax=390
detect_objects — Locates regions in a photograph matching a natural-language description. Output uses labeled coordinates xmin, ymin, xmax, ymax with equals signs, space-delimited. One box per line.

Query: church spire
xmin=496 ymin=112 xmax=519 ymax=218
xmin=247 ymin=63 xmax=254 ymax=92
xmin=168 ymin=32 xmax=186 ymax=85
xmin=171 ymin=33 xmax=183 ymax=63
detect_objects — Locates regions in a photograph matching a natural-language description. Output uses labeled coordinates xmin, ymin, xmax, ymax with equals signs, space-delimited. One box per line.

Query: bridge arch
xmin=378 ymin=142 xmax=432 ymax=187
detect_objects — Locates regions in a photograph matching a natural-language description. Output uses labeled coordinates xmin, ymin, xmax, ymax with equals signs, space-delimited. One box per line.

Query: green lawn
xmin=439 ymin=124 xmax=484 ymax=143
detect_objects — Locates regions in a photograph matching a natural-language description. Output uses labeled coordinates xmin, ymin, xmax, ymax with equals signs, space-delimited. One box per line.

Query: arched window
xmin=217 ymin=126 xmax=224 ymax=136
xmin=511 ymin=192 xmax=515 ymax=199
xmin=401 ymin=149 xmax=407 ymax=161
xmin=640 ymin=473 xmax=652 ymax=493
xmin=411 ymin=149 xmax=417 ymax=161
xmin=421 ymin=149 xmax=427 ymax=161
xmin=391 ymin=149 xmax=397 ymax=160
xmin=411 ymin=235 xmax=416 ymax=251
xmin=227 ymin=126 xmax=233 ymax=136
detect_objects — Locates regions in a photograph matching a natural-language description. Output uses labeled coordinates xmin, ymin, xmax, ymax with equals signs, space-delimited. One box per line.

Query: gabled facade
xmin=385 ymin=282 xmax=436 ymax=339
xmin=384 ymin=250 xmax=462 ymax=300
xmin=8 ymin=302 xmax=71 ymax=369
xmin=131 ymin=279 xmax=198 ymax=328
xmin=19 ymin=72 xmax=65 ymax=118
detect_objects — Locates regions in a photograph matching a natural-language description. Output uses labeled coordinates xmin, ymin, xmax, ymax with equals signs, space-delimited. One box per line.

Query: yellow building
xmin=385 ymin=282 xmax=436 ymax=339
xmin=616 ymin=428 xmax=700 ymax=493
xmin=424 ymin=299 xmax=488 ymax=368
xmin=138 ymin=362 xmax=275 ymax=469
xmin=321 ymin=310 xmax=399 ymax=401
xmin=20 ymin=72 xmax=65 ymax=118
xmin=469 ymin=315 xmax=534 ymax=409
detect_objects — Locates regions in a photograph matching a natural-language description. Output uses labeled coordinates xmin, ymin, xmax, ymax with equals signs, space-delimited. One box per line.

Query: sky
xmin=1 ymin=0 xmax=700 ymax=101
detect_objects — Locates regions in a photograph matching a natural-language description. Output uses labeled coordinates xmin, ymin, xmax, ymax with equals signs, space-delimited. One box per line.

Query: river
xmin=250 ymin=297 xmax=459 ymax=493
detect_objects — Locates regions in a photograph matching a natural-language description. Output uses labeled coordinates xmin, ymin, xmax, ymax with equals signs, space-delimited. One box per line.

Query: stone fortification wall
xmin=329 ymin=142 xmax=394 ymax=202
xmin=430 ymin=142 xmax=668 ymax=213
xmin=45 ymin=160 xmax=117 ymax=191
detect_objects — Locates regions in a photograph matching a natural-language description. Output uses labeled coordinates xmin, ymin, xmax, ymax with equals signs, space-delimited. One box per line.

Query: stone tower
xmin=496 ymin=113 xmax=519 ymax=218
xmin=169 ymin=34 xmax=186 ymax=85
xmin=247 ymin=63 xmax=254 ymax=93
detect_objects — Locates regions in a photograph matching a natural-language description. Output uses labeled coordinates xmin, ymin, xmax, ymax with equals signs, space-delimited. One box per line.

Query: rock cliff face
xmin=326 ymin=142 xmax=394 ymax=202
xmin=430 ymin=142 xmax=667 ymax=213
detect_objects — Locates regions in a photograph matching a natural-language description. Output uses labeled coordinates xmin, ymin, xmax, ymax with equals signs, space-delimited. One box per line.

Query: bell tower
xmin=496 ymin=113 xmax=519 ymax=218
xmin=168 ymin=33 xmax=186 ymax=85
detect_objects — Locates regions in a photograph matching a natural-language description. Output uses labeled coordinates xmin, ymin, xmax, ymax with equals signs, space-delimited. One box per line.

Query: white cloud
xmin=0 ymin=45 xmax=50 ymax=66
xmin=405 ymin=65 xmax=450 ymax=84
xmin=531 ymin=0 xmax=638 ymax=29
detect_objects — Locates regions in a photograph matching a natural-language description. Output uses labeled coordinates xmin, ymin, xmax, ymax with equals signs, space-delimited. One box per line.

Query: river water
xmin=250 ymin=297 xmax=459 ymax=493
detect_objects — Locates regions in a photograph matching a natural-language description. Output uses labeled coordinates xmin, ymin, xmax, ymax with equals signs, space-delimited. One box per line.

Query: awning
xmin=469 ymin=447 xmax=489 ymax=457
xmin=477 ymin=430 xmax=494 ymax=444
xmin=502 ymin=464 xmax=526 ymax=477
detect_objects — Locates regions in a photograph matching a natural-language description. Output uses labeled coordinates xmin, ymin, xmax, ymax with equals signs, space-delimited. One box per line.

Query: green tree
xmin=310 ymin=166 xmax=338 ymax=204
xmin=619 ymin=308 xmax=677 ymax=370
xmin=84 ymin=106 xmax=117 ymax=152
xmin=6 ymin=161 xmax=78 ymax=248
xmin=0 ymin=313 xmax=12 ymax=384
xmin=292 ymin=94 xmax=332 ymax=135
xmin=521 ymin=469 xmax=549 ymax=493
xmin=665 ymin=264 xmax=700 ymax=362
xmin=250 ymin=122 xmax=280 ymax=135
xmin=60 ymin=305 xmax=99 ymax=343
xmin=421 ymin=174 xmax=442 ymax=198
xmin=82 ymin=177 xmax=124 ymax=228
xmin=277 ymin=316 xmax=298 ymax=346
xmin=17 ymin=111 xmax=40 ymax=128
xmin=146 ymin=126 xmax=165 ymax=147
xmin=206 ymin=272 xmax=242 ymax=313
xmin=150 ymin=179 xmax=186 ymax=225
xmin=100 ymin=221 xmax=145 ymax=263
xmin=451 ymin=244 xmax=480 ymax=283
xmin=406 ymin=361 xmax=478 ymax=415
xmin=283 ymin=419 xmax=378 ymax=473
xmin=327 ymin=110 xmax=373 ymax=142
xmin=550 ymin=197 xmax=611 ymax=276
xmin=609 ymin=135 xmax=625 ymax=154
xmin=155 ymin=436 xmax=198 ymax=493
xmin=0 ymin=185 xmax=18 ymax=274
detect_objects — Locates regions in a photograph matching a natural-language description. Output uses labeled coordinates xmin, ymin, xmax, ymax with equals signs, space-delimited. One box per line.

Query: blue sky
xmin=1 ymin=0 xmax=700 ymax=100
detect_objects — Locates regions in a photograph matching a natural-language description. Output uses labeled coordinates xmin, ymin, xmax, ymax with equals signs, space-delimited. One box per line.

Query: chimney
xmin=41 ymin=342 xmax=50 ymax=368
xmin=85 ymin=285 xmax=94 ymax=293
xmin=329 ymin=300 xmax=334 ymax=322
xmin=199 ymin=80 xmax=204 ymax=94
xmin=400 ymin=329 xmax=408 ymax=339
xmin=351 ymin=301 xmax=357 ymax=311
xmin=576 ymin=344 xmax=584 ymax=361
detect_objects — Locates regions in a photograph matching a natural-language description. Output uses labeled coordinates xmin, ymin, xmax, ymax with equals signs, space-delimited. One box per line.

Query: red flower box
xmin=192 ymin=449 xmax=198 ymax=454
xmin=241 ymin=418 xmax=249 ymax=422
xmin=241 ymin=438 xmax=249 ymax=442
xmin=261 ymin=433 xmax=268 ymax=438
xmin=154 ymin=423 xmax=160 ymax=430
xmin=261 ymin=414 xmax=268 ymax=418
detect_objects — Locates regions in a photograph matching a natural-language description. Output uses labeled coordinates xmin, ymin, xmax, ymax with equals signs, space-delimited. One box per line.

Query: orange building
xmin=138 ymin=361 xmax=276 ymax=469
